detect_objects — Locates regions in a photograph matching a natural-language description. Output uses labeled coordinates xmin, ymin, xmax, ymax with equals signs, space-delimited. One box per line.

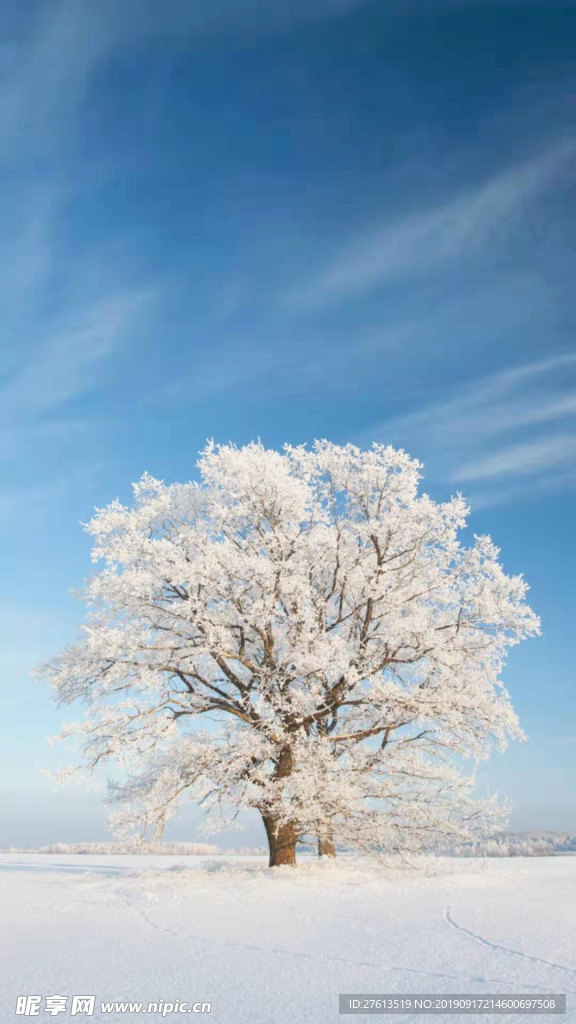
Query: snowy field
xmin=1 ymin=854 xmax=575 ymax=1023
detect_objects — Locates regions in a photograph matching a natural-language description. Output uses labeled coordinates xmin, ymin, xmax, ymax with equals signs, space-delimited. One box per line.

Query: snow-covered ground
xmin=1 ymin=854 xmax=574 ymax=1022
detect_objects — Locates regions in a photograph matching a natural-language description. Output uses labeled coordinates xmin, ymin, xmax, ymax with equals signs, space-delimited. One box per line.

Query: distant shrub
xmin=442 ymin=832 xmax=576 ymax=857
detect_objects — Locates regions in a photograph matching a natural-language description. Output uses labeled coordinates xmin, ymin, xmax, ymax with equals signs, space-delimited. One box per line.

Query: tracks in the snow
xmin=112 ymin=884 xmax=560 ymax=994
xmin=444 ymin=905 xmax=576 ymax=979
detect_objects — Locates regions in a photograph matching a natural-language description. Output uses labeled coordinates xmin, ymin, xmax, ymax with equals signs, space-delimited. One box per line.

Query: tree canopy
xmin=41 ymin=441 xmax=539 ymax=865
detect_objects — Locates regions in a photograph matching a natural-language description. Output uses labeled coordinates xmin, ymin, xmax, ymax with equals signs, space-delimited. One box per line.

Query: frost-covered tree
xmin=40 ymin=441 xmax=539 ymax=866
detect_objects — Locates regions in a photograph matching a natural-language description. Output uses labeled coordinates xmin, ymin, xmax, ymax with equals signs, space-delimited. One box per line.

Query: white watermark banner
xmin=339 ymin=994 xmax=567 ymax=1015
xmin=16 ymin=995 xmax=211 ymax=1016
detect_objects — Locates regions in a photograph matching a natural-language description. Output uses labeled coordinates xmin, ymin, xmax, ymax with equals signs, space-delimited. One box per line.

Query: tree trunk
xmin=261 ymin=744 xmax=298 ymax=867
xmin=318 ymin=836 xmax=336 ymax=858
xmin=262 ymin=815 xmax=298 ymax=867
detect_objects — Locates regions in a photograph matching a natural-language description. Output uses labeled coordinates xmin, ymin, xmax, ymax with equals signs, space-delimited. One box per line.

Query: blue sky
xmin=1 ymin=0 xmax=575 ymax=847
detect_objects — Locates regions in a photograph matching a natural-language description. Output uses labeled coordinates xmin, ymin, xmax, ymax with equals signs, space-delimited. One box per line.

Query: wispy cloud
xmin=286 ymin=140 xmax=576 ymax=308
xmin=159 ymin=316 xmax=426 ymax=406
xmin=0 ymin=5 xmax=165 ymax=434
xmin=366 ymin=353 xmax=576 ymax=508
xmin=387 ymin=353 xmax=576 ymax=441
xmin=0 ymin=3 xmax=119 ymax=163
xmin=454 ymin=434 xmax=576 ymax=483
xmin=0 ymin=288 xmax=156 ymax=421
xmin=94 ymin=0 xmax=370 ymax=39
